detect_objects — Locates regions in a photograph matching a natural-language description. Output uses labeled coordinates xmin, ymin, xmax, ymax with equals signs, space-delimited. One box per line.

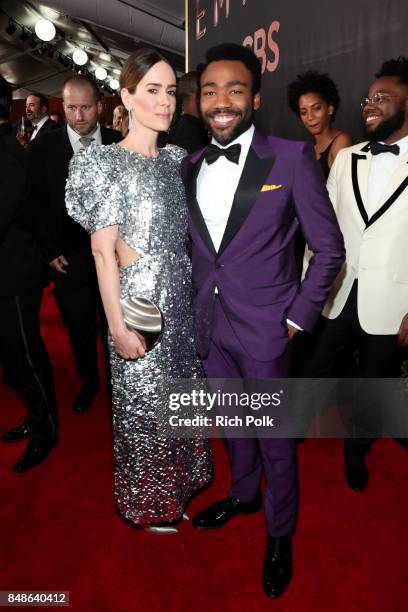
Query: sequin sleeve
xmin=66 ymin=144 xmax=123 ymax=234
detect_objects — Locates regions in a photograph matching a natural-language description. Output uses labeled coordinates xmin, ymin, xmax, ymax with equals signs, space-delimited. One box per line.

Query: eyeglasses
xmin=360 ymin=93 xmax=404 ymax=108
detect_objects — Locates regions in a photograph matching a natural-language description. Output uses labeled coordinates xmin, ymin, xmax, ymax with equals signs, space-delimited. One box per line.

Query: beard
xmin=364 ymin=105 xmax=406 ymax=141
xmin=202 ymin=107 xmax=254 ymax=146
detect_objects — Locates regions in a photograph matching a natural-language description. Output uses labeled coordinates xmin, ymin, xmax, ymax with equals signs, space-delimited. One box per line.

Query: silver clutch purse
xmin=120 ymin=296 xmax=163 ymax=351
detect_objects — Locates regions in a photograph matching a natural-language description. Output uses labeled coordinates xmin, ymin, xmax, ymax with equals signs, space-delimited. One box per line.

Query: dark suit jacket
xmin=0 ymin=127 xmax=46 ymax=295
xmin=29 ymin=117 xmax=61 ymax=143
xmin=27 ymin=126 xmax=121 ymax=286
xmin=167 ymin=114 xmax=209 ymax=154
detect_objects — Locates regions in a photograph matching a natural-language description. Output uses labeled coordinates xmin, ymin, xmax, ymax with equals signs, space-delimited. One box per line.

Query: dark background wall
xmin=187 ymin=0 xmax=408 ymax=142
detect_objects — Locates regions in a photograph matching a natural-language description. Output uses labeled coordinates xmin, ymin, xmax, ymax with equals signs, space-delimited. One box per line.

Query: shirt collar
xmin=377 ymin=134 xmax=408 ymax=155
xmin=33 ymin=115 xmax=49 ymax=130
xmin=67 ymin=122 xmax=101 ymax=145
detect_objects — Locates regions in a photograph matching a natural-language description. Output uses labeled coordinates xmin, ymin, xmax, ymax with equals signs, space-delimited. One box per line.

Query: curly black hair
xmin=375 ymin=56 xmax=408 ymax=86
xmin=196 ymin=43 xmax=262 ymax=95
xmin=287 ymin=70 xmax=340 ymax=120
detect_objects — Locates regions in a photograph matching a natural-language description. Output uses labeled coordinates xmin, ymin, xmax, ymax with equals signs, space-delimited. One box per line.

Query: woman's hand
xmin=113 ymin=327 xmax=147 ymax=359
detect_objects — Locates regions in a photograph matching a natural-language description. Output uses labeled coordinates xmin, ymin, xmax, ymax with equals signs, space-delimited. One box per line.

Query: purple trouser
xmin=202 ymin=297 xmax=298 ymax=537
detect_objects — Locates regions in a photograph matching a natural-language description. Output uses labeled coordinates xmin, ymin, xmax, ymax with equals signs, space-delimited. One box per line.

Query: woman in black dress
xmin=288 ymin=70 xmax=352 ymax=178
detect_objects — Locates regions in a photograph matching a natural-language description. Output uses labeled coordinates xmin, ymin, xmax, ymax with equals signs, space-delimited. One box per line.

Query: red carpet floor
xmin=1 ymin=287 xmax=408 ymax=612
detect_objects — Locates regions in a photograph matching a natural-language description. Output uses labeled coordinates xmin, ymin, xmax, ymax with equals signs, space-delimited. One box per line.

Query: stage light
xmin=6 ymin=19 xmax=17 ymax=35
xmin=110 ymin=79 xmax=119 ymax=90
xmin=47 ymin=45 xmax=55 ymax=58
xmin=29 ymin=35 xmax=38 ymax=48
xmin=57 ymin=52 xmax=64 ymax=65
xmin=35 ymin=19 xmax=56 ymax=42
xmin=95 ymin=67 xmax=107 ymax=80
xmin=72 ymin=49 xmax=88 ymax=66
xmin=19 ymin=27 xmax=29 ymax=42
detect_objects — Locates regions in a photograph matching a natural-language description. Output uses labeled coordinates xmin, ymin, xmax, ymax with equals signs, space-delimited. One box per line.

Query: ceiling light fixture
xmin=72 ymin=49 xmax=88 ymax=66
xmin=35 ymin=19 xmax=56 ymax=42
xmin=109 ymin=79 xmax=120 ymax=90
xmin=6 ymin=19 xmax=17 ymax=35
xmin=95 ymin=67 xmax=107 ymax=80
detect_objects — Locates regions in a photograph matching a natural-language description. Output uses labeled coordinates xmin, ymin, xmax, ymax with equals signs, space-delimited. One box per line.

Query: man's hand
xmin=398 ymin=313 xmax=408 ymax=347
xmin=287 ymin=324 xmax=299 ymax=340
xmin=49 ymin=255 xmax=69 ymax=274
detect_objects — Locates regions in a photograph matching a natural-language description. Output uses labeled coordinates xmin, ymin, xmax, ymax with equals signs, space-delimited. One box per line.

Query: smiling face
xmin=121 ymin=60 xmax=176 ymax=134
xmin=363 ymin=76 xmax=408 ymax=143
xmin=199 ymin=59 xmax=260 ymax=145
xmin=298 ymin=92 xmax=333 ymax=136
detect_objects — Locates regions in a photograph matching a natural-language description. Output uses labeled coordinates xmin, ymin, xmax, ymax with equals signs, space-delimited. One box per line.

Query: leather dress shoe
xmin=262 ymin=536 xmax=292 ymax=599
xmin=344 ymin=453 xmax=368 ymax=491
xmin=192 ymin=492 xmax=262 ymax=530
xmin=72 ymin=381 xmax=100 ymax=412
xmin=2 ymin=421 xmax=31 ymax=443
xmin=13 ymin=439 xmax=56 ymax=473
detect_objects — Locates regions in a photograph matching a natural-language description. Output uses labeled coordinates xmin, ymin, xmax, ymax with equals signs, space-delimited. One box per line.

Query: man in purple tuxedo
xmin=181 ymin=43 xmax=345 ymax=598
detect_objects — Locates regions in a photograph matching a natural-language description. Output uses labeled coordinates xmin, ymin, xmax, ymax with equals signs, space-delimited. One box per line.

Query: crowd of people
xmin=1 ymin=43 xmax=407 ymax=599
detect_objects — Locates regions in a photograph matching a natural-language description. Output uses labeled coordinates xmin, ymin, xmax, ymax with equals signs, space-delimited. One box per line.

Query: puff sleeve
xmin=66 ymin=144 xmax=123 ymax=234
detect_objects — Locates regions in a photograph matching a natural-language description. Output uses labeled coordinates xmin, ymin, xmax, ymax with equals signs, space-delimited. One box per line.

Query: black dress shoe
xmin=192 ymin=492 xmax=262 ymax=530
xmin=2 ymin=421 xmax=31 ymax=443
xmin=13 ymin=440 xmax=56 ymax=473
xmin=344 ymin=453 xmax=368 ymax=491
xmin=262 ymin=536 xmax=292 ymax=599
xmin=72 ymin=381 xmax=100 ymax=412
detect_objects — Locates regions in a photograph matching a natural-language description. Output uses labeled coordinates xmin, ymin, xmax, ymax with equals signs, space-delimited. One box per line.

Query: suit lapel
xmin=367 ymin=150 xmax=408 ymax=227
xmin=218 ymin=131 xmax=275 ymax=255
xmin=351 ymin=143 xmax=371 ymax=226
xmin=185 ymin=150 xmax=218 ymax=257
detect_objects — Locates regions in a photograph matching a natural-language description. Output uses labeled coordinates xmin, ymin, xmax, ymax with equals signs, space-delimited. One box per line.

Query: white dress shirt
xmin=196 ymin=124 xmax=255 ymax=252
xmin=30 ymin=115 xmax=49 ymax=140
xmin=67 ymin=123 xmax=102 ymax=153
xmin=367 ymin=135 xmax=408 ymax=218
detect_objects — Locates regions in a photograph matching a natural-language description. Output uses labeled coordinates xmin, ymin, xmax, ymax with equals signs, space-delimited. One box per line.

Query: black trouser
xmin=294 ymin=281 xmax=403 ymax=456
xmin=0 ymin=289 xmax=57 ymax=444
xmin=53 ymin=279 xmax=100 ymax=387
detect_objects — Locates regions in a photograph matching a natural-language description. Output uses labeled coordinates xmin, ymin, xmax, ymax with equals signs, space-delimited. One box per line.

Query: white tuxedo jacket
xmin=319 ymin=141 xmax=408 ymax=334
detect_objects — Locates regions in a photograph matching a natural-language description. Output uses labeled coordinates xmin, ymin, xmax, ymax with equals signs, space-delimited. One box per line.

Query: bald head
xmin=62 ymin=77 xmax=102 ymax=136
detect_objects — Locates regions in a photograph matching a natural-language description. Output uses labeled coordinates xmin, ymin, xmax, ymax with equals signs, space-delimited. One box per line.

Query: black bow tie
xmin=370 ymin=141 xmax=400 ymax=156
xmin=204 ymin=143 xmax=241 ymax=165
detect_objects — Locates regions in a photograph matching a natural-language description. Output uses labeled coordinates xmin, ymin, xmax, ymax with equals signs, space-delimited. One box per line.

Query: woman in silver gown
xmin=66 ymin=48 xmax=212 ymax=531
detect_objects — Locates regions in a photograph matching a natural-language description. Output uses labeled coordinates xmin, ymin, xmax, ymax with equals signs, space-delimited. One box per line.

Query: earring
xmin=128 ymin=108 xmax=134 ymax=131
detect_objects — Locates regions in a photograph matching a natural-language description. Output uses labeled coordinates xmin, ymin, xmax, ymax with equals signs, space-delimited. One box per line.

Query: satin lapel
xmin=367 ymin=150 xmax=408 ymax=228
xmin=351 ymin=145 xmax=370 ymax=226
xmin=217 ymin=144 xmax=276 ymax=255
xmin=185 ymin=152 xmax=217 ymax=257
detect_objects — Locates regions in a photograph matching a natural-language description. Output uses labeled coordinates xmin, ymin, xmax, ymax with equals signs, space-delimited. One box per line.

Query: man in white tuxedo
xmin=299 ymin=57 xmax=408 ymax=490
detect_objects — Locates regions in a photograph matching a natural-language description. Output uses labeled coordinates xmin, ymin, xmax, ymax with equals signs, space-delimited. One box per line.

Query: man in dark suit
xmin=26 ymin=92 xmax=60 ymax=142
xmin=27 ymin=75 xmax=121 ymax=412
xmin=181 ymin=44 xmax=344 ymax=598
xmin=167 ymin=72 xmax=209 ymax=153
xmin=0 ymin=78 xmax=58 ymax=471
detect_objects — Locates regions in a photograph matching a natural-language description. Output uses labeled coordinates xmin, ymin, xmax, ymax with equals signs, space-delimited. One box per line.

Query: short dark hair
xmin=177 ymin=72 xmax=198 ymax=103
xmin=196 ymin=43 xmax=262 ymax=95
xmin=287 ymin=70 xmax=340 ymax=121
xmin=0 ymin=74 xmax=12 ymax=119
xmin=375 ymin=56 xmax=408 ymax=87
xmin=27 ymin=92 xmax=48 ymax=109
xmin=62 ymin=75 xmax=101 ymax=101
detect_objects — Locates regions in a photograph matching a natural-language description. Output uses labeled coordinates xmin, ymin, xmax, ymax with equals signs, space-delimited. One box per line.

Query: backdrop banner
xmin=187 ymin=0 xmax=408 ymax=140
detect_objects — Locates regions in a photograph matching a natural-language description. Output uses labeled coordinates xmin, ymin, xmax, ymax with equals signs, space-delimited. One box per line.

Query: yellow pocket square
xmin=261 ymin=184 xmax=283 ymax=192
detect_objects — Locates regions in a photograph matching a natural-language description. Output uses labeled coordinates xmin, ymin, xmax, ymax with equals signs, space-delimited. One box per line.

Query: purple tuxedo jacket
xmin=181 ymin=129 xmax=345 ymax=361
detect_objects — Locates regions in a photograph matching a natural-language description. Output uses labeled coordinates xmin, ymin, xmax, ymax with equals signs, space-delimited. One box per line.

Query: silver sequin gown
xmin=66 ymin=143 xmax=212 ymax=525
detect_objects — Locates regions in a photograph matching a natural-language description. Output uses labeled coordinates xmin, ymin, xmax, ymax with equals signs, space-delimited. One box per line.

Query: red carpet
xmin=1 ymin=287 xmax=407 ymax=611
